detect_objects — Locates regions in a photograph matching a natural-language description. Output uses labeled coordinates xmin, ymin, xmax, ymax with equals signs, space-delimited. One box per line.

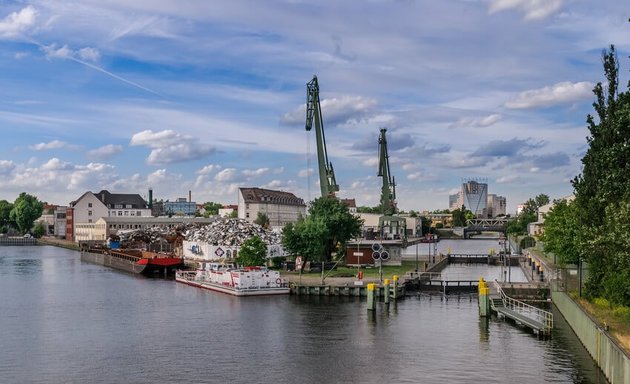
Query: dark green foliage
xmin=451 ymin=205 xmax=472 ymax=227
xmin=540 ymin=200 xmax=581 ymax=265
xmin=236 ymin=236 xmax=267 ymax=267
xmin=9 ymin=193 xmax=43 ymax=234
xmin=282 ymin=196 xmax=363 ymax=263
xmin=0 ymin=199 xmax=14 ymax=229
xmin=203 ymin=202 xmax=223 ymax=216
xmin=519 ymin=236 xmax=535 ymax=249
xmin=33 ymin=221 xmax=46 ymax=238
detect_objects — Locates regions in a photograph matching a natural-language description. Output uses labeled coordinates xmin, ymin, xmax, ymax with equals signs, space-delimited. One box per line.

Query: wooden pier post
xmin=392 ymin=275 xmax=399 ymax=300
xmin=478 ymin=278 xmax=489 ymax=317
xmin=383 ymin=279 xmax=390 ymax=304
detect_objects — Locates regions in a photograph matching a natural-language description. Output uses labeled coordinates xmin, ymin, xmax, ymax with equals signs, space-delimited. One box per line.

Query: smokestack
xmin=148 ymin=188 xmax=153 ymax=209
xmin=189 ymin=190 xmax=191 ymax=202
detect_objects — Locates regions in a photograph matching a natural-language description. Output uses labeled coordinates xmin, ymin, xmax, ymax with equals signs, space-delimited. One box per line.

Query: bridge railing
xmin=493 ymin=280 xmax=553 ymax=333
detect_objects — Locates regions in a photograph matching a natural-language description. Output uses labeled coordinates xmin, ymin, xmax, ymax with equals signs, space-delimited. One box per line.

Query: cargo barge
xmin=80 ymin=248 xmax=184 ymax=275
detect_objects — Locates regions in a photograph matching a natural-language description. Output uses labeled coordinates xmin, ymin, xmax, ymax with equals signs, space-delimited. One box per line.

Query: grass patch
xmin=286 ymin=260 xmax=420 ymax=280
xmin=575 ymin=295 xmax=630 ymax=355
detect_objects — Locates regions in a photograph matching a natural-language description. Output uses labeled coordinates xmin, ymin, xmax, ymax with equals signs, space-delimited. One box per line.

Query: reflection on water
xmin=0 ymin=245 xmax=609 ymax=384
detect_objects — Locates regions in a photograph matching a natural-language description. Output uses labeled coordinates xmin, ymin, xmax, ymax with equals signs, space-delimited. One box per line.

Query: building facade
xmin=164 ymin=198 xmax=197 ymax=216
xmin=487 ymin=194 xmax=507 ymax=217
xmin=449 ymin=180 xmax=506 ymax=218
xmin=238 ymin=187 xmax=306 ymax=228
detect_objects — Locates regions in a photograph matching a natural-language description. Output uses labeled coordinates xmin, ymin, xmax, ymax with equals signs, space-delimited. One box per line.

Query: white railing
xmin=493 ymin=280 xmax=553 ymax=332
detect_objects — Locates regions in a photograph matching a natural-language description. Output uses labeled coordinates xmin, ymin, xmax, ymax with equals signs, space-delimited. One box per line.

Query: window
xmin=88 ymin=210 xmax=92 ymax=217
xmin=246 ymin=213 xmax=250 ymax=218
xmin=88 ymin=219 xmax=92 ymax=223
xmin=130 ymin=211 xmax=135 ymax=216
xmin=137 ymin=211 xmax=142 ymax=217
xmin=118 ymin=211 xmax=123 ymax=216
xmin=124 ymin=211 xmax=128 ymax=216
xmin=88 ymin=203 xmax=92 ymax=208
xmin=126 ymin=204 xmax=132 ymax=209
xmin=115 ymin=204 xmax=123 ymax=209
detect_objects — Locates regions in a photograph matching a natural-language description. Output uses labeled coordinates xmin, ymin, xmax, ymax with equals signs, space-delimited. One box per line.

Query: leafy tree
xmin=9 ymin=193 xmax=43 ymax=234
xmin=0 ymin=199 xmax=14 ymax=229
xmin=203 ymin=202 xmax=223 ymax=216
xmin=33 ymin=221 xmax=46 ymax=238
xmin=521 ymin=194 xmax=550 ymax=216
xmin=282 ymin=196 xmax=363 ymax=263
xmin=506 ymin=211 xmax=536 ymax=236
xmin=236 ymin=236 xmax=267 ymax=267
xmin=570 ymin=45 xmax=630 ymax=300
xmin=451 ymin=205 xmax=471 ymax=227
xmin=540 ymin=200 xmax=581 ymax=265
xmin=228 ymin=210 xmax=238 ymax=218
xmin=356 ymin=205 xmax=381 ymax=214
xmin=420 ymin=216 xmax=432 ymax=235
xmin=282 ymin=218 xmax=327 ymax=264
xmin=254 ymin=212 xmax=270 ymax=228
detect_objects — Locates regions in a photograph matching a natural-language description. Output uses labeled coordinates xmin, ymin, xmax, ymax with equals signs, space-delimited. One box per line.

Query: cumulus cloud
xmin=41 ymin=157 xmax=74 ymax=171
xmin=29 ymin=140 xmax=76 ymax=150
xmin=196 ymin=164 xmax=221 ymax=175
xmin=298 ymin=168 xmax=314 ymax=178
xmin=215 ymin=168 xmax=238 ymax=182
xmin=0 ymin=6 xmax=37 ymax=39
xmin=0 ymin=160 xmax=16 ymax=174
xmin=505 ymin=81 xmax=593 ymax=109
xmin=242 ymin=168 xmax=269 ymax=178
xmin=88 ymin=144 xmax=123 ymax=160
xmin=488 ymin=0 xmax=564 ymax=21
xmin=450 ymin=114 xmax=502 ymax=129
xmin=130 ymin=129 xmax=216 ymax=165
xmin=281 ymin=95 xmax=377 ymax=126
xmin=42 ymin=43 xmax=101 ymax=62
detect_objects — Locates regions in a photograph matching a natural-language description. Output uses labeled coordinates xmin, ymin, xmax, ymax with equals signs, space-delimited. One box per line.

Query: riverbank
xmin=37 ymin=236 xmax=80 ymax=250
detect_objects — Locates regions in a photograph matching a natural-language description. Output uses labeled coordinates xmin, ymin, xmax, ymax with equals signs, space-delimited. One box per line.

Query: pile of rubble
xmin=115 ymin=218 xmax=281 ymax=248
xmin=184 ymin=218 xmax=281 ymax=246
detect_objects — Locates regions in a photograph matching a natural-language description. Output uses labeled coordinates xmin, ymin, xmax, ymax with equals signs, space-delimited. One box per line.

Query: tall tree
xmin=282 ymin=196 xmax=363 ymax=262
xmin=236 ymin=236 xmax=268 ymax=267
xmin=9 ymin=193 xmax=43 ymax=234
xmin=203 ymin=202 xmax=223 ymax=216
xmin=540 ymin=200 xmax=581 ymax=265
xmin=0 ymin=199 xmax=14 ymax=230
xmin=254 ymin=212 xmax=270 ymax=228
xmin=571 ymin=45 xmax=630 ymax=299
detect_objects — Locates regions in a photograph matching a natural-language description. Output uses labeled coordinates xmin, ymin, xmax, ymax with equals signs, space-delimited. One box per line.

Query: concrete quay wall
xmin=552 ymin=290 xmax=630 ymax=384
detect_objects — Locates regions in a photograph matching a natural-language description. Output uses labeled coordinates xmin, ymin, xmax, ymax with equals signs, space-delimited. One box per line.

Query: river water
xmin=0 ymin=245 xmax=608 ymax=384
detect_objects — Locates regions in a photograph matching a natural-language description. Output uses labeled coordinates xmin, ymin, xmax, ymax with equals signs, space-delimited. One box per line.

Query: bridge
xmin=463 ymin=218 xmax=511 ymax=238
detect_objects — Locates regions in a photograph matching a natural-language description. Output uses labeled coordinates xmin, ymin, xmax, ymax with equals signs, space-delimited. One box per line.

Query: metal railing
xmin=493 ymin=280 xmax=553 ymax=333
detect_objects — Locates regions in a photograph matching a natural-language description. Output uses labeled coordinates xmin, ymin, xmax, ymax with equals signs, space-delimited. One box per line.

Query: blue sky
xmin=0 ymin=1 xmax=628 ymax=213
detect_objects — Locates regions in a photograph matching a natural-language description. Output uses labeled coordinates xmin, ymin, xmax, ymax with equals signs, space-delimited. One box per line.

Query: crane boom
xmin=305 ymin=75 xmax=339 ymax=197
xmin=378 ymin=128 xmax=397 ymax=215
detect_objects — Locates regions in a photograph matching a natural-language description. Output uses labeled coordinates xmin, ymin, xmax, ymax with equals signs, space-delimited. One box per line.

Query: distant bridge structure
xmin=464 ymin=217 xmax=512 ymax=238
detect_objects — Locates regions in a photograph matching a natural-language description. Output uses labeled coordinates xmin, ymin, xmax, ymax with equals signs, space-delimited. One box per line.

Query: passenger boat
xmin=80 ymin=247 xmax=184 ymax=275
xmin=175 ymin=262 xmax=289 ymax=296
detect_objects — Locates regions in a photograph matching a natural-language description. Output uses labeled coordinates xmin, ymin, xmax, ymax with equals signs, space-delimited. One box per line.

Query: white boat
xmin=175 ymin=262 xmax=289 ymax=296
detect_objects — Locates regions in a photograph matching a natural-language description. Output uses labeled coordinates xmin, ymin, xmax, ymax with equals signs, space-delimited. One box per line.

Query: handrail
xmin=493 ymin=280 xmax=553 ymax=333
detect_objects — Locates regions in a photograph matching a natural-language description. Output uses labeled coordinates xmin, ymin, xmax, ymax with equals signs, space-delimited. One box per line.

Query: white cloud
xmin=196 ymin=164 xmax=221 ymax=175
xmin=29 ymin=140 xmax=75 ymax=150
xmin=130 ymin=129 xmax=216 ymax=165
xmin=41 ymin=157 xmax=74 ymax=171
xmin=215 ymin=168 xmax=238 ymax=182
xmin=488 ymin=0 xmax=564 ymax=21
xmin=78 ymin=47 xmax=101 ymax=62
xmin=242 ymin=168 xmax=269 ymax=178
xmin=88 ymin=144 xmax=123 ymax=160
xmin=505 ymin=81 xmax=593 ymax=109
xmin=496 ymin=175 xmax=522 ymax=184
xmin=281 ymin=95 xmax=377 ymax=126
xmin=450 ymin=114 xmax=502 ymax=129
xmin=0 ymin=160 xmax=16 ymax=174
xmin=298 ymin=168 xmax=313 ymax=178
xmin=0 ymin=6 xmax=37 ymax=39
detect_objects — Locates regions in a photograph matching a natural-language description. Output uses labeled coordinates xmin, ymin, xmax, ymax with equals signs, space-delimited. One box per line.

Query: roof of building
xmin=71 ymin=190 xmax=148 ymax=209
xmin=340 ymin=198 xmax=356 ymax=208
xmin=239 ymin=187 xmax=305 ymax=206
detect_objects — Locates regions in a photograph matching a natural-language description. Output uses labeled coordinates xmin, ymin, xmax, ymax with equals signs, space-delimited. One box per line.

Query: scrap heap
xmin=115 ymin=218 xmax=281 ymax=249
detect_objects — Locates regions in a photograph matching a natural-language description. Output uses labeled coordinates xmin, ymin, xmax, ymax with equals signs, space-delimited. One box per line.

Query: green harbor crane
xmin=377 ymin=128 xmax=406 ymax=241
xmin=305 ymin=75 xmax=339 ymax=197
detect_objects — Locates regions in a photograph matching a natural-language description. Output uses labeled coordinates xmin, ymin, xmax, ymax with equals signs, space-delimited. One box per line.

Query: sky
xmin=0 ymin=0 xmax=628 ymax=213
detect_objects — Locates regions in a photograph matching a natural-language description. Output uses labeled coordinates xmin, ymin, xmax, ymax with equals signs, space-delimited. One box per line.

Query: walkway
xmin=489 ymin=280 xmax=553 ymax=336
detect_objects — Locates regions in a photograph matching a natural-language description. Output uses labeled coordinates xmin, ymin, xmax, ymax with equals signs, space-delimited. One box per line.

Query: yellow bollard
xmin=367 ymin=283 xmax=376 ymax=311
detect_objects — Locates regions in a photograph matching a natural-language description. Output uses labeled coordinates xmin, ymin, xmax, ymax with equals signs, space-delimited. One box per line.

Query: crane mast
xmin=378 ymin=128 xmax=397 ymax=215
xmin=305 ymin=75 xmax=339 ymax=197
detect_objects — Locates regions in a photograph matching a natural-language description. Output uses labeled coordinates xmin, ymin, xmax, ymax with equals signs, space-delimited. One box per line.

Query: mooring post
xmin=383 ymin=279 xmax=390 ymax=304
xmin=478 ymin=278 xmax=489 ymax=317
xmin=392 ymin=275 xmax=399 ymax=300
xmin=367 ymin=283 xmax=376 ymax=311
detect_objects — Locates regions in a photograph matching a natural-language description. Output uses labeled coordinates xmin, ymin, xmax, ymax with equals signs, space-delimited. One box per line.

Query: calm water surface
xmin=0 ymin=245 xmax=608 ymax=384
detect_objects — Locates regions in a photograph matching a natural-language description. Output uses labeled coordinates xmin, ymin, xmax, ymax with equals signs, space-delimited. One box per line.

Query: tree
xmin=540 ymin=200 xmax=581 ymax=265
xmin=33 ymin=221 xmax=46 ymax=238
xmin=0 ymin=199 xmax=14 ymax=230
xmin=203 ymin=202 xmax=223 ymax=216
xmin=254 ymin=212 xmax=270 ymax=228
xmin=451 ymin=205 xmax=472 ymax=227
xmin=521 ymin=194 xmax=550 ymax=216
xmin=236 ymin=236 xmax=268 ymax=267
xmin=282 ymin=196 xmax=363 ymax=263
xmin=9 ymin=193 xmax=43 ymax=234
xmin=570 ymin=45 xmax=630 ymax=300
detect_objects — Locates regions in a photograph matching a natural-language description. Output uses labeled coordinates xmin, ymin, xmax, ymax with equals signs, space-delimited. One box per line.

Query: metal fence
xmin=553 ymin=264 xmax=589 ymax=296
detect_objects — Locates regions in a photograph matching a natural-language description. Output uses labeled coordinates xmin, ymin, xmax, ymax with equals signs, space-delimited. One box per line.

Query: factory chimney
xmin=148 ymin=188 xmax=153 ymax=209
xmin=189 ymin=190 xmax=192 ymax=202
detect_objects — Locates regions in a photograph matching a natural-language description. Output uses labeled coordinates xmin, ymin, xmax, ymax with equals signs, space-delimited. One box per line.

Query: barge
xmin=80 ymin=248 xmax=184 ymax=275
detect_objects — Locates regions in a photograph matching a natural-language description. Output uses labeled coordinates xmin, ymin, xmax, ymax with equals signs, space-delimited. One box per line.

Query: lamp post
xmin=415 ymin=241 xmax=419 ymax=272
